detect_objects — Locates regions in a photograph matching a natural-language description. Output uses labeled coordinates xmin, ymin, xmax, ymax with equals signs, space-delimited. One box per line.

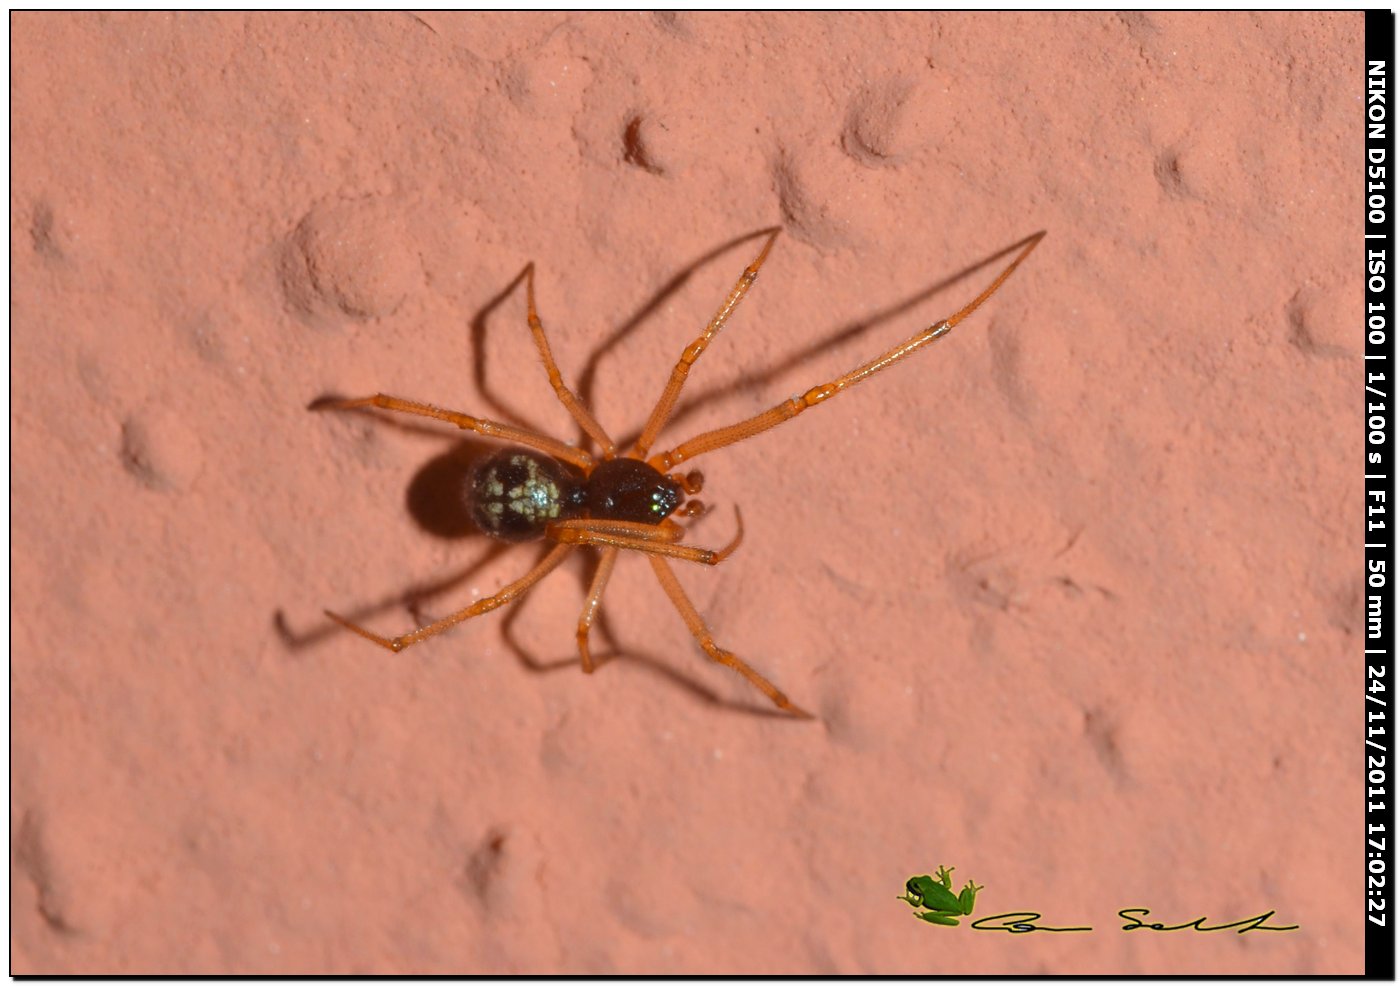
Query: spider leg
xmin=326 ymin=544 xmax=574 ymax=652
xmin=547 ymin=517 xmax=688 ymax=543
xmin=317 ymin=394 xmax=593 ymax=471
xmin=576 ymin=546 xmax=618 ymax=674
xmin=646 ymin=230 xmax=1046 ymax=472
xmin=524 ymin=263 xmax=618 ymax=457
xmin=547 ymin=509 xmax=743 ymax=565
xmin=632 ymin=228 xmax=782 ymax=458
xmin=647 ymin=555 xmax=810 ymax=718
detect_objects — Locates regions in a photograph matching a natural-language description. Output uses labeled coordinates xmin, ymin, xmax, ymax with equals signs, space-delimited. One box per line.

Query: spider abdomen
xmin=470 ymin=449 xmax=586 ymax=542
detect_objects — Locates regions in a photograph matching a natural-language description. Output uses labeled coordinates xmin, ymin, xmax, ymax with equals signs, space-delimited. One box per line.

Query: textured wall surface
xmin=11 ymin=11 xmax=1363 ymax=974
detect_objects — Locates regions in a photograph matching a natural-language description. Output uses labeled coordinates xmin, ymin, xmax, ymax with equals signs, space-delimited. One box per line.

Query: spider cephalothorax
xmin=320 ymin=227 xmax=1044 ymax=717
xmin=584 ymin=457 xmax=684 ymax=523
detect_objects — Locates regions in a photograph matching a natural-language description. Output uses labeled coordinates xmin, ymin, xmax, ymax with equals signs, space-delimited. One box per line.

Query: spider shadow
xmin=282 ymin=418 xmax=790 ymax=716
xmin=469 ymin=225 xmax=1035 ymax=458
xmin=607 ymin=230 xmax=1047 ymax=450
xmin=468 ymin=226 xmax=784 ymax=447
xmin=288 ymin=228 xmax=1036 ymax=717
xmin=573 ymin=226 xmax=782 ymax=434
xmin=275 ymin=435 xmax=507 ymax=649
xmin=287 ymin=228 xmax=809 ymax=715
xmin=497 ymin=552 xmax=799 ymax=721
xmin=466 ymin=263 xmax=549 ymax=436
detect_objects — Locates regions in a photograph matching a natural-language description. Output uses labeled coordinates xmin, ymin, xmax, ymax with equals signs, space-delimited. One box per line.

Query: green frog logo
xmin=899 ymin=865 xmax=984 ymax=926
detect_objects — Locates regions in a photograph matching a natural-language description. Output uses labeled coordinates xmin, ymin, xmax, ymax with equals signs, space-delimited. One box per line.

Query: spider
xmin=319 ymin=227 xmax=1045 ymax=718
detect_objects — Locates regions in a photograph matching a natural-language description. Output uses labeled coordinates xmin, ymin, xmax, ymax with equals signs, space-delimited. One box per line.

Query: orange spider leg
xmin=576 ymin=546 xmax=618 ymax=674
xmin=547 ymin=517 xmax=688 ymax=543
xmin=547 ymin=509 xmax=743 ymax=565
xmin=325 ymin=544 xmax=574 ymax=652
xmin=524 ymin=263 xmax=617 ymax=457
xmin=647 ymin=230 xmax=1046 ymax=472
xmin=632 ymin=228 xmax=782 ymax=458
xmin=318 ymin=394 xmax=593 ymax=471
xmin=647 ymin=555 xmax=810 ymax=718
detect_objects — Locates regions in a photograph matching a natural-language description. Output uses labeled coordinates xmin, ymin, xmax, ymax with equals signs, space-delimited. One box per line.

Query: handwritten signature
xmin=968 ymin=909 xmax=1299 ymax=935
